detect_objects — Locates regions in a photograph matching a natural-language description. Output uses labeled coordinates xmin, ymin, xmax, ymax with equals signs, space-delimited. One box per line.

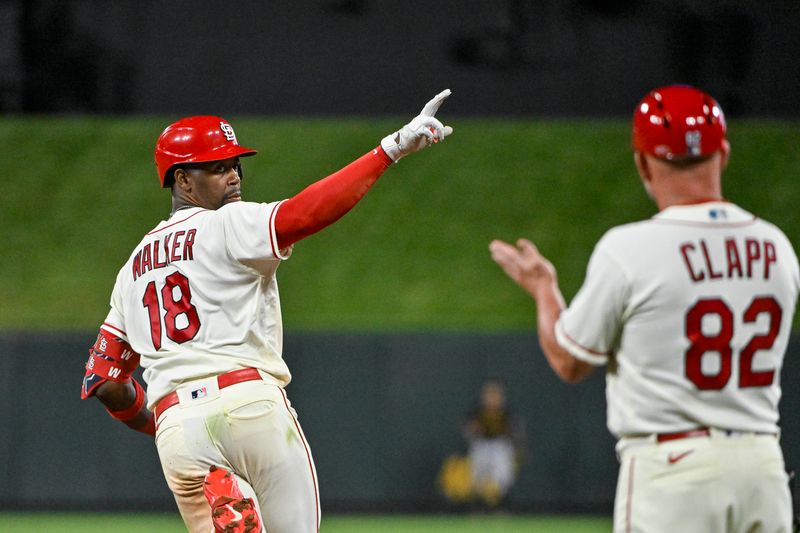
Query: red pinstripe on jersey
xmin=278 ymin=386 xmax=320 ymax=533
xmin=146 ymin=209 xmax=208 ymax=235
xmin=101 ymin=322 xmax=127 ymax=340
xmin=651 ymin=218 xmax=757 ymax=228
xmin=559 ymin=326 xmax=609 ymax=357
xmin=268 ymin=200 xmax=286 ymax=260
xmin=625 ymin=456 xmax=636 ymax=533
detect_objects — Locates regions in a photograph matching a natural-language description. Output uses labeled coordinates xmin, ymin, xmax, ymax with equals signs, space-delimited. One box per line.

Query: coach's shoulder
xmin=595 ymin=219 xmax=653 ymax=249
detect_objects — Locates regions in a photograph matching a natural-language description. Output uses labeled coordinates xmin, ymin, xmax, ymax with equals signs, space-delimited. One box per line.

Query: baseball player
xmin=462 ymin=378 xmax=523 ymax=509
xmin=80 ymin=89 xmax=453 ymax=533
xmin=490 ymin=85 xmax=799 ymax=532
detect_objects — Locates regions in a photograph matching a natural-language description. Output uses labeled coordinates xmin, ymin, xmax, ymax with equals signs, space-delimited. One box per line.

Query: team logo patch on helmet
xmin=685 ymin=131 xmax=702 ymax=156
xmin=220 ymin=122 xmax=238 ymax=143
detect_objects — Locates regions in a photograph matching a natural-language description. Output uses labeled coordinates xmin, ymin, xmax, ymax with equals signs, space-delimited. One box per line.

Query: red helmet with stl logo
xmin=632 ymin=85 xmax=726 ymax=161
xmin=154 ymin=116 xmax=257 ymax=187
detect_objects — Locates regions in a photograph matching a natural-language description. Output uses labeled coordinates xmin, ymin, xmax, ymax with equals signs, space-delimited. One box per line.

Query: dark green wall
xmin=1 ymin=332 xmax=798 ymax=513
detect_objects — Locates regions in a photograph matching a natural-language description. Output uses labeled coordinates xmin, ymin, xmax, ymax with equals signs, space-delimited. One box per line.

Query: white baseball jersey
xmin=555 ymin=201 xmax=800 ymax=438
xmin=101 ymin=201 xmax=292 ymax=408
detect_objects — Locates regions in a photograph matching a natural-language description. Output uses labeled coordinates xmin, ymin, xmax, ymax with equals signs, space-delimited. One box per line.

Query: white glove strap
xmin=380 ymin=132 xmax=403 ymax=162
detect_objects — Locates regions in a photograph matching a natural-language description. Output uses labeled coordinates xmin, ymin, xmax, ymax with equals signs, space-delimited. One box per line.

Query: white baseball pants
xmin=614 ymin=429 xmax=792 ymax=533
xmin=154 ymin=373 xmax=319 ymax=533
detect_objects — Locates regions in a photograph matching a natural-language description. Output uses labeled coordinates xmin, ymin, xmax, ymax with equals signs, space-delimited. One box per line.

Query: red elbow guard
xmin=81 ymin=329 xmax=140 ymax=400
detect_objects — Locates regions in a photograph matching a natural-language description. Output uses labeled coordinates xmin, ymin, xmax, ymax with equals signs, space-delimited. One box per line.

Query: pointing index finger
xmin=420 ymin=88 xmax=452 ymax=117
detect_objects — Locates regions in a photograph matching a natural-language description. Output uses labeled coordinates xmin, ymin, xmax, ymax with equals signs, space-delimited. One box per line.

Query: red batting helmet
xmin=632 ymin=85 xmax=726 ymax=161
xmin=154 ymin=116 xmax=257 ymax=187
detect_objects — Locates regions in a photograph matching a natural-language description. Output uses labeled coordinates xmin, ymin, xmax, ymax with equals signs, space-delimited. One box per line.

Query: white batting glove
xmin=380 ymin=89 xmax=454 ymax=162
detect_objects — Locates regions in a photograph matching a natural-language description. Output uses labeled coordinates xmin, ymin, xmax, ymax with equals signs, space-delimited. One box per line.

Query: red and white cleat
xmin=203 ymin=466 xmax=262 ymax=533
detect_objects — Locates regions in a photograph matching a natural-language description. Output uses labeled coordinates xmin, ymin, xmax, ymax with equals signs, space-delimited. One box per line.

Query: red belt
xmin=154 ymin=367 xmax=263 ymax=420
xmin=656 ymin=428 xmax=711 ymax=443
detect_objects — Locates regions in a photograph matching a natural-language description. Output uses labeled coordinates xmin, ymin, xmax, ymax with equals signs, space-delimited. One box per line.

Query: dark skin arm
xmin=95 ymin=380 xmax=153 ymax=431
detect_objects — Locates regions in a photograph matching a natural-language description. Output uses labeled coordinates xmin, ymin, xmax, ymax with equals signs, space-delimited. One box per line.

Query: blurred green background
xmin=1 ymin=117 xmax=798 ymax=331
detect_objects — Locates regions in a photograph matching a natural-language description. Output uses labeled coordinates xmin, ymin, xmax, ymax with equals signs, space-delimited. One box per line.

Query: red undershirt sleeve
xmin=274 ymin=146 xmax=393 ymax=249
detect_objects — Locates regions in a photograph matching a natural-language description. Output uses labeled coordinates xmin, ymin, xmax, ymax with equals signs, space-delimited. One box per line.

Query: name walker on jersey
xmin=132 ymin=229 xmax=196 ymax=281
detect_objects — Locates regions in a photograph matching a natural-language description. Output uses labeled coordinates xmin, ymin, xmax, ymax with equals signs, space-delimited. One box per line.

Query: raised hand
xmin=489 ymin=238 xmax=558 ymax=298
xmin=380 ymin=89 xmax=454 ymax=162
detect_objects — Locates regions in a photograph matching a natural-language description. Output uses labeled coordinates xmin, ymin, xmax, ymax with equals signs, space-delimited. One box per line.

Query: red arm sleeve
xmin=274 ymin=146 xmax=392 ymax=249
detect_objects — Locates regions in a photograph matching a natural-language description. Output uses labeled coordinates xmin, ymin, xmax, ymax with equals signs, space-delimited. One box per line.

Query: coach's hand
xmin=381 ymin=89 xmax=453 ymax=162
xmin=490 ymin=238 xmax=558 ymax=299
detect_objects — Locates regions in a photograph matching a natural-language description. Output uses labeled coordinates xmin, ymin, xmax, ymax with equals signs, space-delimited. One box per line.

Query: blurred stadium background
xmin=1 ymin=1 xmax=798 ymax=531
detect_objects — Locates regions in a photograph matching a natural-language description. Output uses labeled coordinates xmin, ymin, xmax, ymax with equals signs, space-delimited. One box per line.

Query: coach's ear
xmin=633 ymin=151 xmax=650 ymax=181
xmin=633 ymin=151 xmax=654 ymax=199
xmin=720 ymin=140 xmax=731 ymax=171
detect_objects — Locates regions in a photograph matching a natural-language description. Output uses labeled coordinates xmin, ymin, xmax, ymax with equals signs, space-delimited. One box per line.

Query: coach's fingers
xmin=517 ymin=238 xmax=540 ymax=257
xmin=519 ymin=239 xmax=554 ymax=268
xmin=515 ymin=238 xmax=558 ymax=276
xmin=490 ymin=240 xmax=525 ymax=277
xmin=489 ymin=240 xmax=520 ymax=263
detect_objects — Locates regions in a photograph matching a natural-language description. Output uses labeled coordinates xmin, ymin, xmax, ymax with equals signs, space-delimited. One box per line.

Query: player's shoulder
xmin=217 ymin=200 xmax=280 ymax=218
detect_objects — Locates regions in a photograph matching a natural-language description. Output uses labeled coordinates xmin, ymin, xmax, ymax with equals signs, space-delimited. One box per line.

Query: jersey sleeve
xmin=555 ymin=239 xmax=630 ymax=366
xmin=219 ymin=201 xmax=291 ymax=266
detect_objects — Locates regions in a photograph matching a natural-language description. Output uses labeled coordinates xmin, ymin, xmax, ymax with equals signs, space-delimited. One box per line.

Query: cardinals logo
xmin=220 ymin=122 xmax=238 ymax=143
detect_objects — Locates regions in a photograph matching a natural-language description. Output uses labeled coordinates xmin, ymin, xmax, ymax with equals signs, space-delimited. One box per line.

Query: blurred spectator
xmin=439 ymin=378 xmax=525 ymax=509
xmin=464 ymin=377 xmax=525 ymax=508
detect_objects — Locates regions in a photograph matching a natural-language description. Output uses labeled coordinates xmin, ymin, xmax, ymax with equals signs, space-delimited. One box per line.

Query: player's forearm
xmin=274 ymin=147 xmax=392 ymax=249
xmin=533 ymin=282 xmax=593 ymax=384
xmin=95 ymin=379 xmax=136 ymax=410
xmin=95 ymin=379 xmax=156 ymax=436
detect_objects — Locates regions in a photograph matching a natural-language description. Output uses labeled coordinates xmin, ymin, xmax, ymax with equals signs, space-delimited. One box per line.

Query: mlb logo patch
xmin=191 ymin=387 xmax=207 ymax=400
xmin=709 ymin=208 xmax=727 ymax=220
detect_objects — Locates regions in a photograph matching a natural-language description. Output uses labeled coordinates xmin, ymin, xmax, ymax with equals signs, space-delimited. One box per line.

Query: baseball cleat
xmin=204 ymin=466 xmax=262 ymax=533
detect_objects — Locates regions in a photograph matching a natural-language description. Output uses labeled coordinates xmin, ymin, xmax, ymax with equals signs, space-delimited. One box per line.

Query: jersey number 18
xmin=142 ymin=271 xmax=201 ymax=350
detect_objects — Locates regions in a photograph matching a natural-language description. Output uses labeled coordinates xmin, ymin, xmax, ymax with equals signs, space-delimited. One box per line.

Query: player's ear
xmin=172 ymin=168 xmax=192 ymax=192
